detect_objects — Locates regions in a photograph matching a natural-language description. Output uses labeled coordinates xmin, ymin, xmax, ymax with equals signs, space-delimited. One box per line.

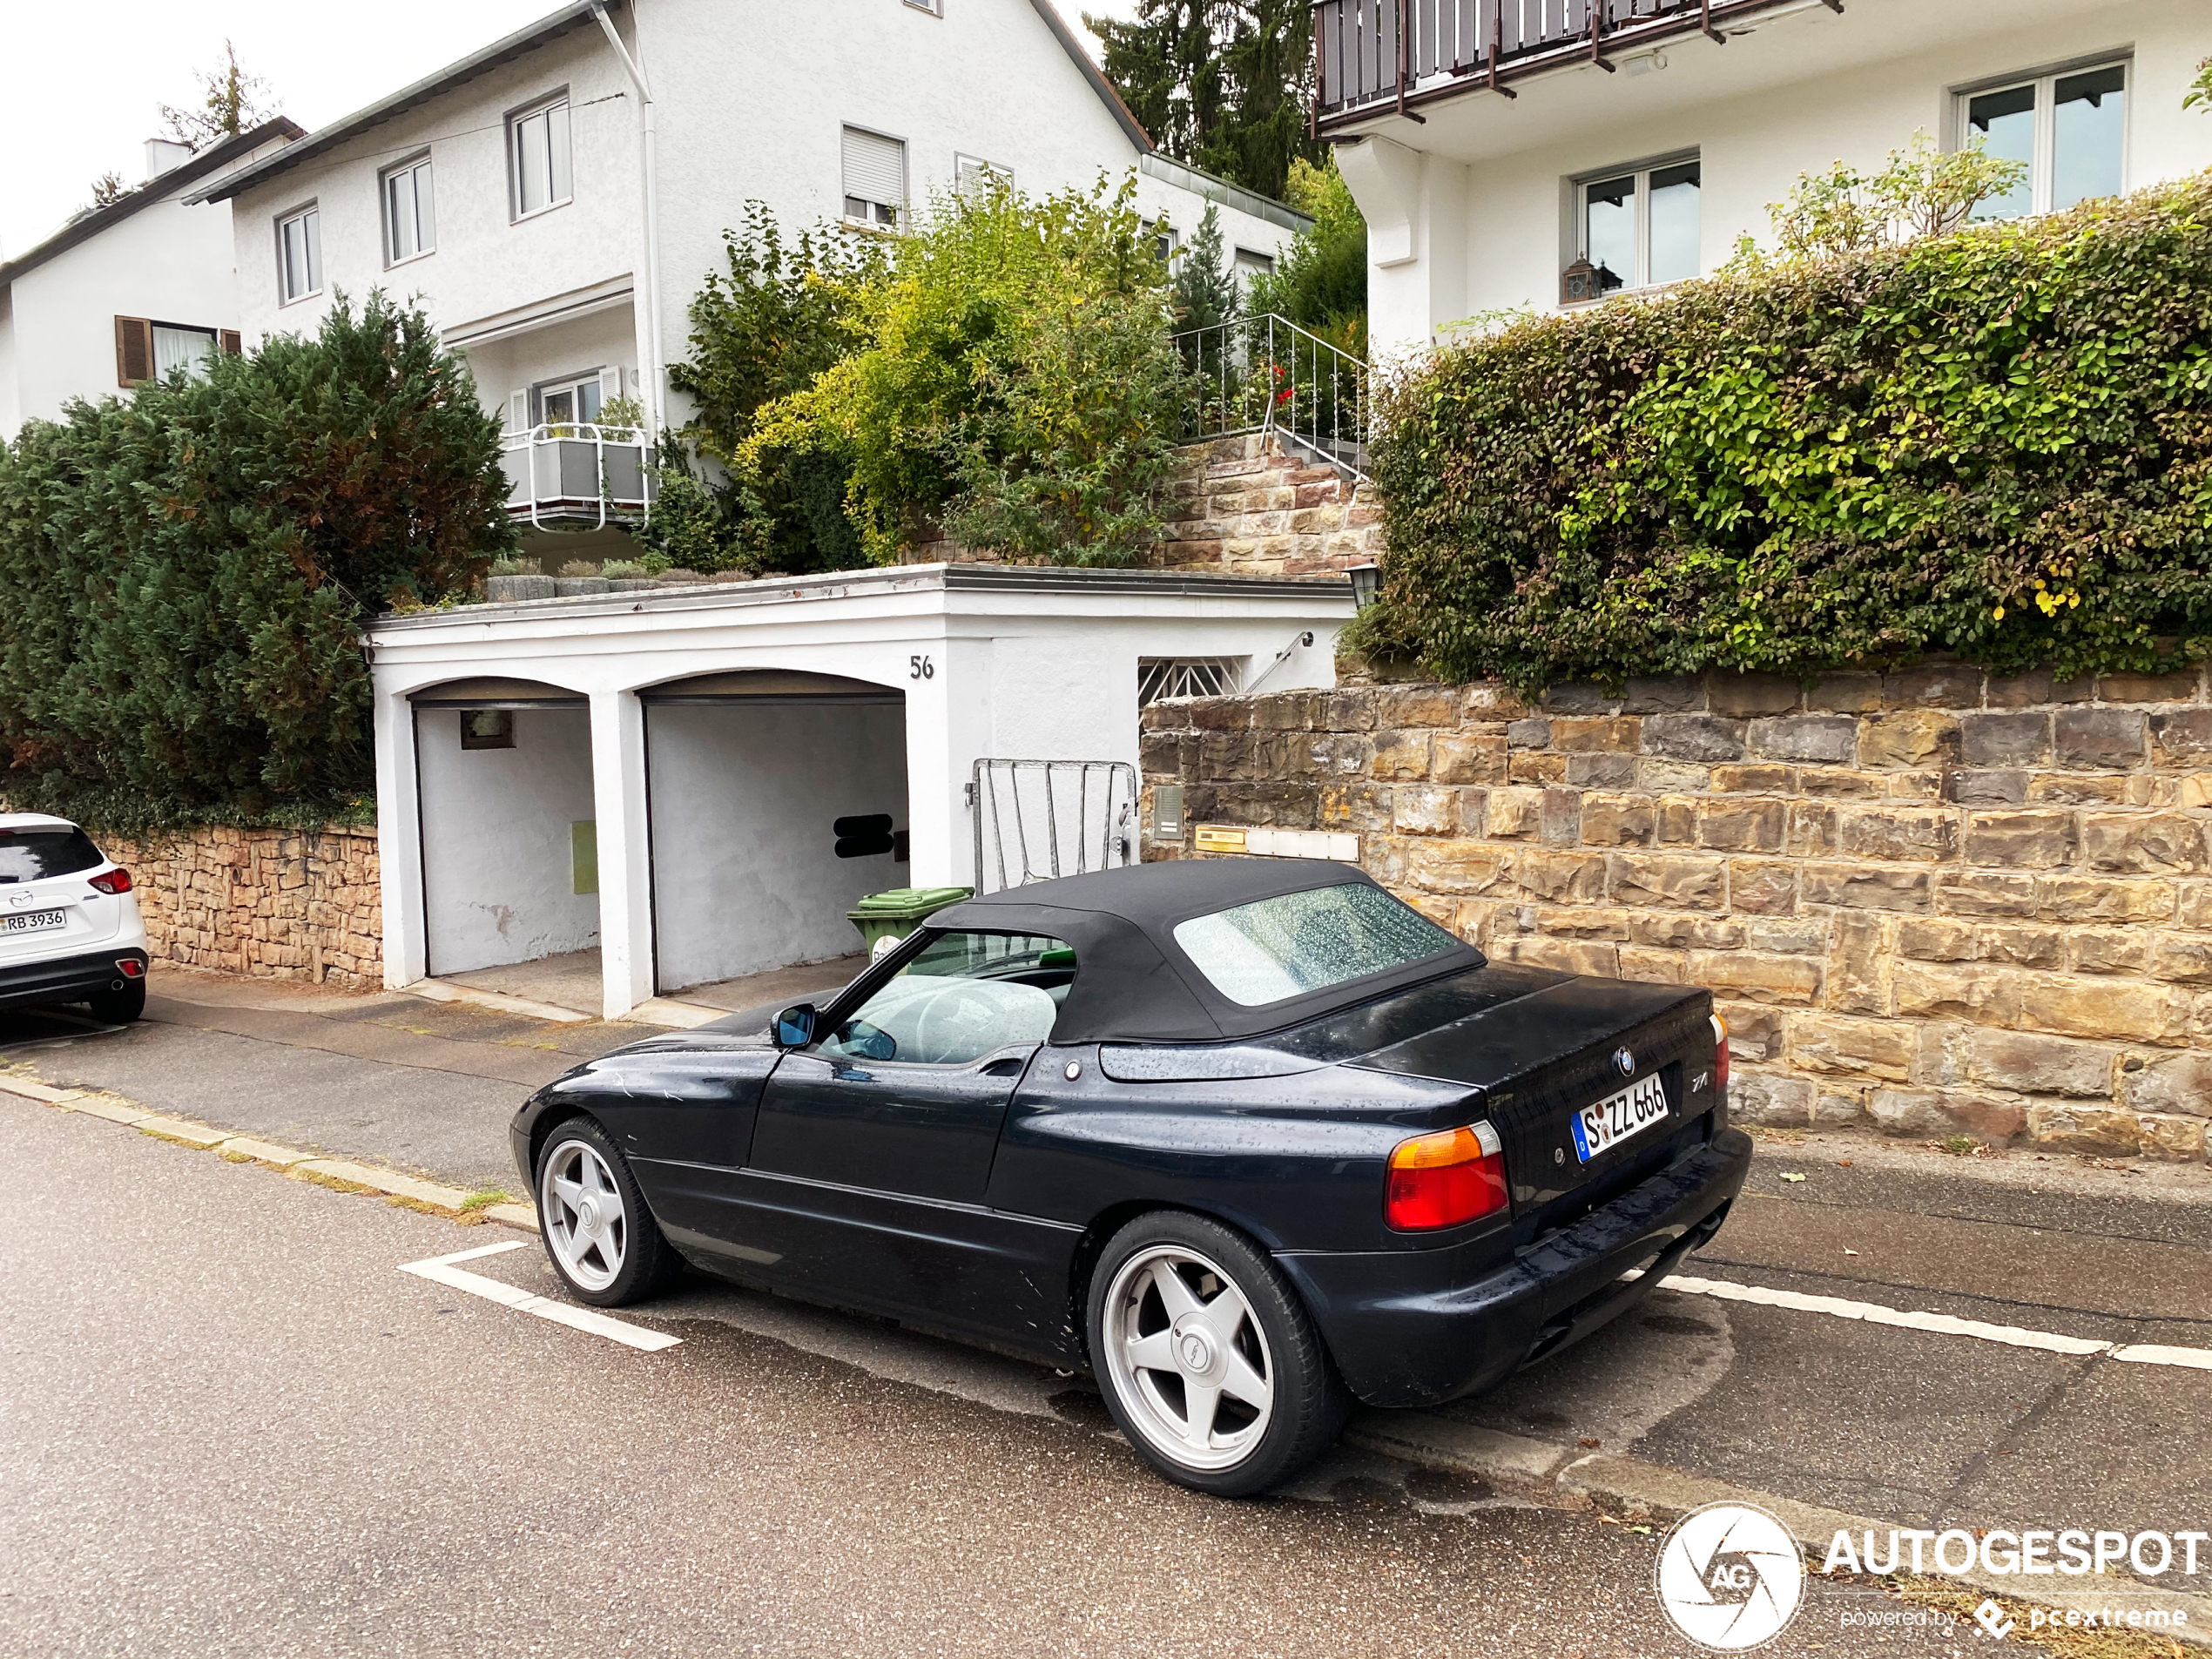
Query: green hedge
xmin=1363 ymin=174 xmax=2212 ymax=695
xmin=0 ymin=293 xmax=511 ymax=833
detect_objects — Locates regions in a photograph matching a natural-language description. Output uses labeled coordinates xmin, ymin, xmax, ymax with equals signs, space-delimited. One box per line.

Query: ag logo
xmin=1655 ymin=1501 xmax=1806 ymax=1651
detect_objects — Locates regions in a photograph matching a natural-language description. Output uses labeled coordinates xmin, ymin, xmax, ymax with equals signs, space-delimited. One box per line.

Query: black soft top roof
xmin=924 ymin=860 xmax=1484 ymax=1044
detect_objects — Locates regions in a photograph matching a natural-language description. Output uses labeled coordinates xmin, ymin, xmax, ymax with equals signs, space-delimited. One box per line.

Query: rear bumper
xmin=1278 ymin=1126 xmax=1752 ymax=1408
xmin=0 ymin=948 xmax=149 ymax=1012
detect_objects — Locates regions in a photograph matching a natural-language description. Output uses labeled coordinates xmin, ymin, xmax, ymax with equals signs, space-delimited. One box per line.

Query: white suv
xmin=0 ymin=813 xmax=150 ymax=1022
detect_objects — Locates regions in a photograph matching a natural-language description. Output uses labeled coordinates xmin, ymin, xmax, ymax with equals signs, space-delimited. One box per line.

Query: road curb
xmin=1348 ymin=1412 xmax=2212 ymax=1649
xmin=2 ymin=1073 xmax=541 ymax=1234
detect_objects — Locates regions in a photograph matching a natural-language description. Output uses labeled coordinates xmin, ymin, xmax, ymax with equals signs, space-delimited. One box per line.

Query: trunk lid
xmin=1352 ymin=974 xmax=1716 ymax=1221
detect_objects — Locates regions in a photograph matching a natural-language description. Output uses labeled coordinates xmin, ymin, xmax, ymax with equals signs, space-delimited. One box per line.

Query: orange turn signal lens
xmin=1385 ymin=1122 xmax=1508 ymax=1232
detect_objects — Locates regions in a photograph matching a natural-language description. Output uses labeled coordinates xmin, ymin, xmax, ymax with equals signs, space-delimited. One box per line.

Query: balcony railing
xmin=502 ymin=422 xmax=657 ymax=529
xmin=1173 ymin=312 xmax=1371 ymax=481
xmin=1313 ymin=0 xmax=1836 ymax=129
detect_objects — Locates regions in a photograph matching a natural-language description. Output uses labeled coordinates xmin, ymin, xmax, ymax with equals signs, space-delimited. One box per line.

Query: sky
xmin=1 ymin=0 xmax=1141 ymax=261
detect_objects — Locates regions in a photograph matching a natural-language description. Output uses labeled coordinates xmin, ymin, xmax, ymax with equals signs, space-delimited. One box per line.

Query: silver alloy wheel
xmin=540 ymin=1138 xmax=627 ymax=1293
xmin=1100 ymin=1243 xmax=1275 ymax=1472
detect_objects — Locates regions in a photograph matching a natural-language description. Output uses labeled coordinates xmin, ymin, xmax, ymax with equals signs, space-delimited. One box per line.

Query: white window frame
xmin=954 ymin=153 xmax=1014 ymax=197
xmin=275 ymin=203 xmax=321 ymax=306
xmin=509 ymin=92 xmax=575 ymax=223
xmin=903 ymin=0 xmax=943 ymax=13
xmin=381 ymin=152 xmax=435 ymax=266
xmin=1952 ymin=57 xmax=2130 ymax=220
xmin=531 ymin=368 xmax=607 ymax=430
xmin=1571 ymin=151 xmax=1701 ymax=300
xmin=841 ymin=125 xmax=908 ymax=233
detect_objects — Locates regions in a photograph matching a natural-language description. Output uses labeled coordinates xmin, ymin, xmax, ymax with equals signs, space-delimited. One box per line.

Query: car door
xmin=725 ymin=930 xmax=1080 ymax=1339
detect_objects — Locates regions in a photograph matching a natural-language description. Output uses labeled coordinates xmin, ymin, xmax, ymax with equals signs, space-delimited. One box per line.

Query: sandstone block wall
xmin=1149 ymin=434 xmax=1383 ymax=577
xmin=102 ymin=825 xmax=382 ymax=989
xmin=1140 ymin=666 xmax=2212 ymax=1161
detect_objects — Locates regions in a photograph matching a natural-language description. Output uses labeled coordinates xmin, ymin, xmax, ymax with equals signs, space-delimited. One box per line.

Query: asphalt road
xmin=3 ymin=971 xmax=2209 ymax=1655
xmin=3 ymin=1103 xmax=2019 ymax=1659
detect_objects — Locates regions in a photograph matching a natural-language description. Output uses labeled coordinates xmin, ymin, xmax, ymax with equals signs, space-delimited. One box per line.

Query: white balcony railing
xmin=501 ymin=423 xmax=657 ymax=529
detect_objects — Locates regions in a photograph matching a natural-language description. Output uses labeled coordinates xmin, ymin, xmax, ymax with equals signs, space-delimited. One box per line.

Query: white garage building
xmin=368 ymin=564 xmax=1353 ymax=1022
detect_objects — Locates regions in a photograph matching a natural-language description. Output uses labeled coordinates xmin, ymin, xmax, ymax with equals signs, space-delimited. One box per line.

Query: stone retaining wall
xmin=102 ymin=826 xmax=382 ymax=989
xmin=1148 ymin=434 xmax=1383 ymax=577
xmin=1139 ymin=666 xmax=2212 ymax=1161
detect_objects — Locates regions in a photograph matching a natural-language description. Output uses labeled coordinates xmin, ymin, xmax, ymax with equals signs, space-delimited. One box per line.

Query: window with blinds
xmin=842 ymin=126 xmax=907 ymax=229
xmin=955 ymin=154 xmax=1013 ymax=197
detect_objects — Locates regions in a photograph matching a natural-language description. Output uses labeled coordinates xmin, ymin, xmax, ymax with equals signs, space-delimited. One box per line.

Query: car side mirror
xmin=772 ymin=1004 xmax=816 ymax=1049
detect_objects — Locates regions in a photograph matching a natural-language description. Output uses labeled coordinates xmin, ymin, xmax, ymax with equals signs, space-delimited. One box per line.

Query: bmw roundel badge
xmin=1613 ymin=1046 xmax=1636 ymax=1078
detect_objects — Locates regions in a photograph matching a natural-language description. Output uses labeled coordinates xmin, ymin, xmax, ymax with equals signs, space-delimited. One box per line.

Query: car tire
xmin=1088 ymin=1211 xmax=1349 ymax=1498
xmin=534 ymin=1117 xmax=682 ymax=1308
xmin=86 ymin=978 xmax=146 ymax=1024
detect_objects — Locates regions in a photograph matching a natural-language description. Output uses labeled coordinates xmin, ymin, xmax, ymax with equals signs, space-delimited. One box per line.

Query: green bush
xmin=0 ymin=293 xmax=511 ymax=831
xmin=660 ymin=204 xmax=878 ymax=574
xmin=750 ymin=177 xmax=1190 ymax=566
xmin=1248 ymin=155 xmax=1366 ymax=358
xmin=1364 ymin=174 xmax=2212 ymax=696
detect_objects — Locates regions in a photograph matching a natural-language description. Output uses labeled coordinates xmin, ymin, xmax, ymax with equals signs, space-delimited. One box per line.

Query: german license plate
xmin=1571 ymin=1072 xmax=1669 ymax=1163
xmin=0 ymin=907 xmax=64 ymax=935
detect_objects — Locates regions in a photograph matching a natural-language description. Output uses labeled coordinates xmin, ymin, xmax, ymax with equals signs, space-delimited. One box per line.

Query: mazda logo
xmin=1613 ymin=1046 xmax=1635 ymax=1078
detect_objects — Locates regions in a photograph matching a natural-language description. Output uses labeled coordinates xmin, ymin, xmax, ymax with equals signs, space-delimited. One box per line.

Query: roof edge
xmin=1022 ymin=0 xmax=1155 ymax=155
xmin=1138 ymin=154 xmax=1312 ymax=234
xmin=0 ymin=118 xmax=306 ymax=289
xmin=190 ymin=0 xmax=614 ymax=206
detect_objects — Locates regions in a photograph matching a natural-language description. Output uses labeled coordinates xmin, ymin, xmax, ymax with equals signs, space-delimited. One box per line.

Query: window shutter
xmin=507 ymin=390 xmax=529 ymax=435
xmin=115 ymin=317 xmax=153 ymax=387
xmin=219 ymin=330 xmax=243 ymax=356
xmin=841 ymin=127 xmax=906 ymax=215
xmin=598 ymin=366 xmax=624 ymax=420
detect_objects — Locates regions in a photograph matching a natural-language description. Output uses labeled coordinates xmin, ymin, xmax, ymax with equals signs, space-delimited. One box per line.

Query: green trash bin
xmin=847 ymin=886 xmax=974 ymax=959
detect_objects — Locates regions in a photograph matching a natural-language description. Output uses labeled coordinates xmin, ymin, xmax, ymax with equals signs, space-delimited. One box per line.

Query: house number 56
xmin=909 ymin=655 xmax=934 ymax=680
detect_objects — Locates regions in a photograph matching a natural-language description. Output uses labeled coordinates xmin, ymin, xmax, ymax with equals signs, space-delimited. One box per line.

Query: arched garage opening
xmin=410 ymin=678 xmax=596 ymax=986
xmin=643 ymin=671 xmax=908 ymax=1008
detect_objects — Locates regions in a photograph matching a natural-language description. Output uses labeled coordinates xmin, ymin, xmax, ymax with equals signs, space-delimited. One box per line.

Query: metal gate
xmin=968 ymin=759 xmax=1137 ymax=895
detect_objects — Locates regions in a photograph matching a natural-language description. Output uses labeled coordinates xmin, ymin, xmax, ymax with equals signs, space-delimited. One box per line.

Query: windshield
xmin=0 ymin=826 xmax=105 ymax=884
xmin=1171 ymin=881 xmax=1460 ymax=1008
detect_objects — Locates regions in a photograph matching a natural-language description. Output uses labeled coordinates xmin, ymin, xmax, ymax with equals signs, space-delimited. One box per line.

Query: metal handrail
xmin=1170 ymin=312 xmax=1371 ymax=482
xmin=1312 ymin=0 xmax=1837 ymax=129
xmin=500 ymin=421 xmax=654 ymax=530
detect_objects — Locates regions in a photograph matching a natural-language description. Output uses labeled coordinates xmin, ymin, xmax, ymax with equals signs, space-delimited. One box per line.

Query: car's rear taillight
xmin=88 ymin=868 xmax=132 ymax=894
xmin=1711 ymin=1012 xmax=1730 ymax=1092
xmin=1386 ymin=1121 xmax=1508 ymax=1232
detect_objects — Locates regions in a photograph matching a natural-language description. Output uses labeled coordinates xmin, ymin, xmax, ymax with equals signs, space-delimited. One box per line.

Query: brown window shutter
xmin=219 ymin=330 xmax=243 ymax=356
xmin=114 ymin=317 xmax=153 ymax=387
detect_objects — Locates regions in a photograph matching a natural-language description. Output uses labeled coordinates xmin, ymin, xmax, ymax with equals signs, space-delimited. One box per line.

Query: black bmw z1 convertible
xmin=512 ymin=860 xmax=1750 ymax=1495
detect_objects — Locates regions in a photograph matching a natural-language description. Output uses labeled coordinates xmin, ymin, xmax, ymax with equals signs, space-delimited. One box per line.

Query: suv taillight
xmin=88 ymin=868 xmax=132 ymax=894
xmin=1711 ymin=1012 xmax=1730 ymax=1092
xmin=1386 ymin=1121 xmax=1508 ymax=1232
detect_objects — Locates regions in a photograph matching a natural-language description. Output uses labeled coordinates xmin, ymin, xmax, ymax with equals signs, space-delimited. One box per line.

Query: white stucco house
xmin=0 ymin=120 xmax=300 ymax=442
xmin=192 ymin=0 xmax=1309 ymax=560
xmin=368 ymin=566 xmax=1354 ymax=1022
xmin=1316 ymin=0 xmax=2212 ymax=359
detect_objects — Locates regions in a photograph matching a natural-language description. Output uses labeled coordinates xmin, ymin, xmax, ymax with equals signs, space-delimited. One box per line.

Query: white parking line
xmin=399 ymin=1240 xmax=683 ymax=1352
xmin=1658 ymin=1272 xmax=2211 ymax=1371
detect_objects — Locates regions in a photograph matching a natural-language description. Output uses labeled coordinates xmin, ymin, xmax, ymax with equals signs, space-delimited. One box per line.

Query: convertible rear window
xmin=1171 ymin=882 xmax=1461 ymax=1007
xmin=0 ymin=827 xmax=105 ymax=884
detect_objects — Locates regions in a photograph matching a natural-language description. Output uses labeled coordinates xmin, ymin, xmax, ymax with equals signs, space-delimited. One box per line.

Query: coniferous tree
xmin=1171 ymin=205 xmax=1238 ymax=331
xmin=159 ymin=41 xmax=279 ymax=150
xmin=1085 ymin=1 xmax=1320 ymax=201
